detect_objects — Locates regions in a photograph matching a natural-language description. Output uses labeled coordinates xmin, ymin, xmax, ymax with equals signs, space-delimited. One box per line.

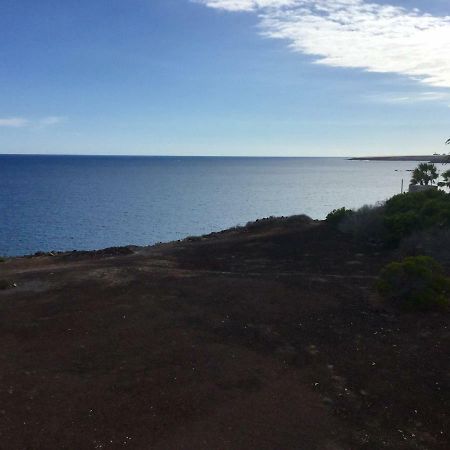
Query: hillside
xmin=0 ymin=217 xmax=448 ymax=449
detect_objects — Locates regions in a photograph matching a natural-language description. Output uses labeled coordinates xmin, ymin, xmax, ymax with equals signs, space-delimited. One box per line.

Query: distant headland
xmin=350 ymin=155 xmax=449 ymax=163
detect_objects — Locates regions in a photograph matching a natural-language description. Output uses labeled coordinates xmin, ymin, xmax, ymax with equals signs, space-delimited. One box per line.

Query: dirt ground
xmin=0 ymin=217 xmax=448 ymax=449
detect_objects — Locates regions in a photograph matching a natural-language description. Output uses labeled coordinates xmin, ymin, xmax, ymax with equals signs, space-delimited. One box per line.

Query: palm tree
xmin=410 ymin=163 xmax=439 ymax=186
xmin=438 ymin=169 xmax=450 ymax=189
xmin=411 ymin=167 xmax=425 ymax=185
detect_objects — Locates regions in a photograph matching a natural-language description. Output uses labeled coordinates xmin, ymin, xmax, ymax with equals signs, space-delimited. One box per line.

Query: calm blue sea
xmin=0 ymin=155 xmax=421 ymax=256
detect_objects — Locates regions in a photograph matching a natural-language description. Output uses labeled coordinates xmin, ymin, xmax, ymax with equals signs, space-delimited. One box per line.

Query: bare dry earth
xmin=0 ymin=218 xmax=448 ymax=449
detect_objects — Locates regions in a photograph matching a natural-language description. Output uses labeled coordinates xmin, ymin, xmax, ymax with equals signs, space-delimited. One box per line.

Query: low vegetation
xmin=338 ymin=203 xmax=387 ymax=244
xmin=400 ymin=228 xmax=450 ymax=264
xmin=328 ymin=189 xmax=450 ymax=246
xmin=245 ymin=214 xmax=312 ymax=230
xmin=326 ymin=165 xmax=450 ymax=312
xmin=377 ymin=256 xmax=450 ymax=311
xmin=325 ymin=207 xmax=353 ymax=228
xmin=383 ymin=188 xmax=450 ymax=244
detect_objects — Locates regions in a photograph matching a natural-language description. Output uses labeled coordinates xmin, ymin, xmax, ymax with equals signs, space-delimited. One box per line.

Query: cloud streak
xmin=0 ymin=116 xmax=65 ymax=129
xmin=195 ymin=0 xmax=450 ymax=88
xmin=35 ymin=116 xmax=65 ymax=128
xmin=365 ymin=90 xmax=450 ymax=106
xmin=0 ymin=117 xmax=30 ymax=128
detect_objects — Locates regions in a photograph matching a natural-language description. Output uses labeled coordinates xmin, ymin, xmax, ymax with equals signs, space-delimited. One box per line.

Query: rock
xmin=307 ymin=344 xmax=319 ymax=355
xmin=0 ymin=280 xmax=16 ymax=290
xmin=346 ymin=260 xmax=363 ymax=266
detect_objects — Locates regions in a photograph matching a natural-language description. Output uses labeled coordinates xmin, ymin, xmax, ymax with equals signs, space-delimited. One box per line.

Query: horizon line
xmin=0 ymin=152 xmax=443 ymax=159
xmin=0 ymin=153 xmax=352 ymax=158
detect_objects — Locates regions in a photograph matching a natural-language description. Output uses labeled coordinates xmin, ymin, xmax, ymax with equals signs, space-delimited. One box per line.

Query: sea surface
xmin=0 ymin=155 xmax=423 ymax=256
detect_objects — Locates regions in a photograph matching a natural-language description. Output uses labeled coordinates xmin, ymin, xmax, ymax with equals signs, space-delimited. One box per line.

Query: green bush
xmin=377 ymin=256 xmax=450 ymax=311
xmin=326 ymin=207 xmax=354 ymax=227
xmin=384 ymin=190 xmax=450 ymax=244
xmin=326 ymin=190 xmax=450 ymax=247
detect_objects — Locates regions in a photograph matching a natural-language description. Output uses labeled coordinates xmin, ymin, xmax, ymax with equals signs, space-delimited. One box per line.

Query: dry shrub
xmin=339 ymin=203 xmax=387 ymax=244
xmin=245 ymin=215 xmax=313 ymax=230
xmin=400 ymin=228 xmax=450 ymax=266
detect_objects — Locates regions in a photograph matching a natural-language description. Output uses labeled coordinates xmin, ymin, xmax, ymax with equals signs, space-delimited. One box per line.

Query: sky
xmin=0 ymin=0 xmax=449 ymax=156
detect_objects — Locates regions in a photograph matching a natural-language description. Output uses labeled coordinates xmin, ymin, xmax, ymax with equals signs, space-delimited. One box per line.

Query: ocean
xmin=0 ymin=155 xmax=422 ymax=256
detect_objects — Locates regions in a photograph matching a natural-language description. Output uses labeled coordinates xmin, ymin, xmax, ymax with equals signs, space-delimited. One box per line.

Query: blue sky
xmin=0 ymin=0 xmax=449 ymax=156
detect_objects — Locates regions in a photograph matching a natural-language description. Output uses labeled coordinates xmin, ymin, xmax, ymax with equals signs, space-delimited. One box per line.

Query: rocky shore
xmin=0 ymin=216 xmax=448 ymax=449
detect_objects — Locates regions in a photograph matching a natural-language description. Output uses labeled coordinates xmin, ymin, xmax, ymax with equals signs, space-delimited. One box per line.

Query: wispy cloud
xmin=195 ymin=0 xmax=450 ymax=88
xmin=0 ymin=116 xmax=65 ymax=129
xmin=366 ymin=91 xmax=450 ymax=106
xmin=0 ymin=117 xmax=30 ymax=128
xmin=36 ymin=116 xmax=65 ymax=128
xmin=197 ymin=0 xmax=297 ymax=11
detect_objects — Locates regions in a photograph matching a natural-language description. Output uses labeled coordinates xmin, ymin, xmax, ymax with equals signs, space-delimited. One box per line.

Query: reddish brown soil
xmin=0 ymin=218 xmax=448 ymax=449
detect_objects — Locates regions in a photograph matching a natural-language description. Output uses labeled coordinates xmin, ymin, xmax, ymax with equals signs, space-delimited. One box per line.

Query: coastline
xmin=1 ymin=156 xmax=419 ymax=257
xmin=350 ymin=155 xmax=449 ymax=163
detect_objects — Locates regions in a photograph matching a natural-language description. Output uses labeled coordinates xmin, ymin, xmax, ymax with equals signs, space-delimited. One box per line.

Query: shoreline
xmin=2 ymin=215 xmax=319 ymax=260
xmin=350 ymin=155 xmax=449 ymax=163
